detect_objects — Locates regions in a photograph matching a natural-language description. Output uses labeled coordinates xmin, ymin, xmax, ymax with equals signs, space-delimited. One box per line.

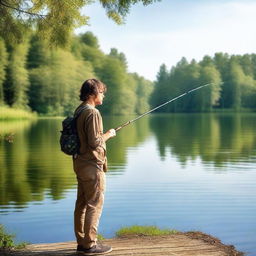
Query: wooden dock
xmin=5 ymin=232 xmax=243 ymax=256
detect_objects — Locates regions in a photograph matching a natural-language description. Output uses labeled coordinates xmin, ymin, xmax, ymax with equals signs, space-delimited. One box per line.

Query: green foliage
xmin=0 ymin=38 xmax=8 ymax=105
xmin=80 ymin=32 xmax=99 ymax=48
xmin=195 ymin=64 xmax=221 ymax=112
xmin=116 ymin=225 xmax=177 ymax=237
xmin=0 ymin=0 xmax=159 ymax=46
xmin=0 ymin=0 xmax=88 ymax=46
xmin=150 ymin=54 xmax=256 ymax=112
xmin=79 ymin=43 xmax=105 ymax=70
xmin=97 ymin=234 xmax=105 ymax=240
xmin=0 ymin=224 xmax=27 ymax=249
xmin=4 ymin=40 xmax=30 ymax=108
xmin=99 ymin=0 xmax=160 ymax=24
xmin=29 ymin=42 xmax=94 ymax=115
xmin=230 ymin=61 xmax=243 ymax=111
xmin=109 ymin=48 xmax=128 ymax=69
xmin=0 ymin=106 xmax=36 ymax=120
xmin=0 ymin=224 xmax=15 ymax=249
xmin=97 ymin=52 xmax=137 ymax=115
xmin=150 ymin=64 xmax=169 ymax=111
xmin=27 ymin=35 xmax=51 ymax=69
xmin=132 ymin=73 xmax=153 ymax=114
xmin=0 ymin=1 xmax=30 ymax=46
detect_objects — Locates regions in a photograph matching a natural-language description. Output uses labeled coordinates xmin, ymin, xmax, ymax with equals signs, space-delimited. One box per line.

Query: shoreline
xmin=2 ymin=231 xmax=244 ymax=256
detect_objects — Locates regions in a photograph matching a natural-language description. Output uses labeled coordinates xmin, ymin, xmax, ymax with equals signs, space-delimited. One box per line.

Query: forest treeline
xmin=0 ymin=32 xmax=152 ymax=116
xmin=150 ymin=54 xmax=256 ymax=112
xmin=1 ymin=31 xmax=256 ymax=116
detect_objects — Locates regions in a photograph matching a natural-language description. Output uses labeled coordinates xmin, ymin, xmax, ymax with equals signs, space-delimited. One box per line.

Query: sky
xmin=76 ymin=0 xmax=256 ymax=81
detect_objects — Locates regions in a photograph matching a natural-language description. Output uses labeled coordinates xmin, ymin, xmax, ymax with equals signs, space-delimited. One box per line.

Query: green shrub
xmin=116 ymin=225 xmax=178 ymax=237
xmin=97 ymin=234 xmax=105 ymax=240
xmin=0 ymin=225 xmax=27 ymax=250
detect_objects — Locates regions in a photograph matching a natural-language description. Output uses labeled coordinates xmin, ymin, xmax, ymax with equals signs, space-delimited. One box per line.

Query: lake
xmin=0 ymin=113 xmax=256 ymax=255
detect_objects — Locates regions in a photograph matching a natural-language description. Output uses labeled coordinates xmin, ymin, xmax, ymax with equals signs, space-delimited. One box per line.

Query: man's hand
xmin=108 ymin=129 xmax=116 ymax=138
xmin=103 ymin=129 xmax=116 ymax=142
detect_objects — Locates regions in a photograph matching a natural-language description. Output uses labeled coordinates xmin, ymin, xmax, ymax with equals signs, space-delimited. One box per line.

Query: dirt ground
xmin=1 ymin=232 xmax=244 ymax=256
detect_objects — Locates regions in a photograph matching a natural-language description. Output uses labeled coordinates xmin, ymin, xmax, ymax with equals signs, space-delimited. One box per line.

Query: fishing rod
xmin=115 ymin=82 xmax=214 ymax=132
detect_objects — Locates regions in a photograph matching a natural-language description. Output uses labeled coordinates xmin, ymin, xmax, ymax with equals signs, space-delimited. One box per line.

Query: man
xmin=73 ymin=78 xmax=116 ymax=255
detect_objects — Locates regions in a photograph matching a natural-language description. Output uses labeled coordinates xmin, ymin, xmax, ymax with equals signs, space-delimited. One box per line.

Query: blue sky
xmin=77 ymin=0 xmax=256 ymax=81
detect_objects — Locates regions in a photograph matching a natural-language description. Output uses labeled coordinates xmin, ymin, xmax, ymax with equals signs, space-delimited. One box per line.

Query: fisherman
xmin=73 ymin=78 xmax=116 ymax=255
xmin=72 ymin=79 xmax=211 ymax=255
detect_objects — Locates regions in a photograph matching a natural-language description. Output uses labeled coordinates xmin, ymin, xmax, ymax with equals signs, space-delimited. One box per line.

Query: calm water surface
xmin=0 ymin=113 xmax=256 ymax=255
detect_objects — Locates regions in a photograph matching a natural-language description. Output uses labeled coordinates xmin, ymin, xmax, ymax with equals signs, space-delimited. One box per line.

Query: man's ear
xmin=89 ymin=94 xmax=96 ymax=99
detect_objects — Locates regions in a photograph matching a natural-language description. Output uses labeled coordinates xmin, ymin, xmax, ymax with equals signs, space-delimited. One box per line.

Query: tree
xmin=200 ymin=55 xmax=214 ymax=67
xmin=229 ymin=59 xmax=243 ymax=111
xmin=109 ymin=48 xmax=128 ymax=70
xmin=29 ymin=46 xmax=95 ymax=115
xmin=0 ymin=0 xmax=159 ymax=46
xmin=239 ymin=54 xmax=253 ymax=76
xmin=167 ymin=58 xmax=200 ymax=112
xmin=251 ymin=54 xmax=256 ymax=80
xmin=230 ymin=58 xmax=256 ymax=109
xmin=80 ymin=32 xmax=99 ymax=48
xmin=150 ymin=64 xmax=169 ymax=111
xmin=97 ymin=55 xmax=135 ymax=115
xmin=213 ymin=52 xmax=230 ymax=109
xmin=195 ymin=64 xmax=222 ymax=112
xmin=4 ymin=40 xmax=30 ymax=108
xmin=27 ymin=35 xmax=51 ymax=69
xmin=0 ymin=38 xmax=8 ymax=105
xmin=177 ymin=59 xmax=200 ymax=112
xmin=132 ymin=73 xmax=152 ymax=114
xmin=77 ymin=33 xmax=105 ymax=71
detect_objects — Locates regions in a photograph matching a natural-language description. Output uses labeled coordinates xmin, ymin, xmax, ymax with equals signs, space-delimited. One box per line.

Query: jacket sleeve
xmin=85 ymin=110 xmax=104 ymax=149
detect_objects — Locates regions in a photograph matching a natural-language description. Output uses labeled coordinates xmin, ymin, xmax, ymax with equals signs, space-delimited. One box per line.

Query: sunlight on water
xmin=0 ymin=113 xmax=256 ymax=255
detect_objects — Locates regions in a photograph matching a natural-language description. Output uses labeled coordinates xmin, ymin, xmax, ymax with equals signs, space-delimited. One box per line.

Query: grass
xmin=97 ymin=234 xmax=105 ymax=240
xmin=0 ymin=106 xmax=37 ymax=120
xmin=116 ymin=225 xmax=178 ymax=237
xmin=0 ymin=225 xmax=28 ymax=250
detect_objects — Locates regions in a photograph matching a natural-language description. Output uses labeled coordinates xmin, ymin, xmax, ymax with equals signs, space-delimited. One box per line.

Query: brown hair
xmin=79 ymin=78 xmax=107 ymax=102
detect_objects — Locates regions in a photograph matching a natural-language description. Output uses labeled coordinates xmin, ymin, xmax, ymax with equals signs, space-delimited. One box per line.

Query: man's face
xmin=93 ymin=90 xmax=105 ymax=106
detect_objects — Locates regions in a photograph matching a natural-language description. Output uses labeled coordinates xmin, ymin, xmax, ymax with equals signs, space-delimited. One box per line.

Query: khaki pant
xmin=73 ymin=162 xmax=105 ymax=249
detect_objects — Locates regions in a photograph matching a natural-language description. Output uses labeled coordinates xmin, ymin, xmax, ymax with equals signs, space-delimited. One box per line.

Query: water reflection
xmin=104 ymin=115 xmax=151 ymax=169
xmin=150 ymin=113 xmax=256 ymax=166
xmin=0 ymin=116 xmax=151 ymax=211
xmin=1 ymin=113 xmax=256 ymax=212
xmin=1 ymin=114 xmax=256 ymax=255
xmin=0 ymin=119 xmax=75 ymax=212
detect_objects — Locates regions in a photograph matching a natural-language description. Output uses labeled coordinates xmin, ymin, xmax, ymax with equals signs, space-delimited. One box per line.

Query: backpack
xmin=60 ymin=105 xmax=89 ymax=156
